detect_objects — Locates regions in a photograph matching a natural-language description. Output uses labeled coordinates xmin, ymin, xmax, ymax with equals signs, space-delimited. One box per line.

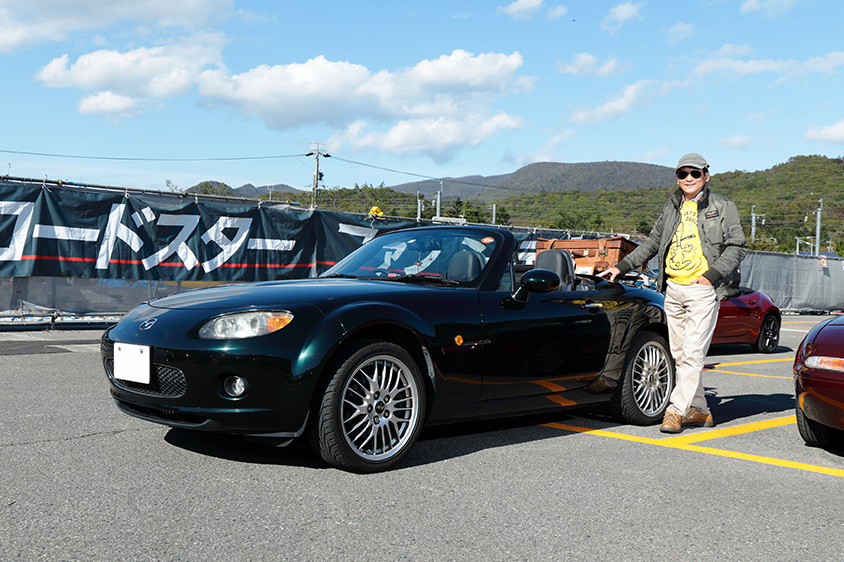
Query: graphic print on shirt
xmin=665 ymin=201 xmax=708 ymax=283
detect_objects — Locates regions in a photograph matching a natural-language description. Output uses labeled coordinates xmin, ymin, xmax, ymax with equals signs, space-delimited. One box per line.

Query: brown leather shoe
xmin=660 ymin=410 xmax=682 ymax=434
xmin=682 ymin=407 xmax=715 ymax=427
xmin=584 ymin=377 xmax=613 ymax=394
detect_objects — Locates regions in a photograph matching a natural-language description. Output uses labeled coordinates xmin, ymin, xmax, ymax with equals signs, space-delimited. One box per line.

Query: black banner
xmin=0 ymin=181 xmax=420 ymax=281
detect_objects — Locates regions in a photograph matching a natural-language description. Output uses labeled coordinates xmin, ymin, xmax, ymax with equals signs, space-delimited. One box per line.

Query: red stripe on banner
xmin=19 ymin=255 xmax=337 ymax=270
xmin=213 ymin=261 xmax=337 ymax=269
xmin=21 ymin=255 xmax=97 ymax=263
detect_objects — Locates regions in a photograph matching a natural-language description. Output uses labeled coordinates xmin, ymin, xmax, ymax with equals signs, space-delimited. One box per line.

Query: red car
xmin=712 ymin=287 xmax=781 ymax=353
xmin=621 ymin=272 xmax=781 ymax=353
xmin=794 ymin=316 xmax=844 ymax=449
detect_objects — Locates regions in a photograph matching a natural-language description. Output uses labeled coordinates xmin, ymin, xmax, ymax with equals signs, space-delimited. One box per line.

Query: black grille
xmin=105 ymin=358 xmax=187 ymax=398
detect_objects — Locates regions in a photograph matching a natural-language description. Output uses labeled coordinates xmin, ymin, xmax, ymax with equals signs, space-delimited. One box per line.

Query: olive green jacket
xmin=616 ymin=185 xmax=748 ymax=300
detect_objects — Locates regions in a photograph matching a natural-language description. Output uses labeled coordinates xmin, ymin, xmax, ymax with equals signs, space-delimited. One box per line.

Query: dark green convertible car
xmin=102 ymin=226 xmax=673 ymax=472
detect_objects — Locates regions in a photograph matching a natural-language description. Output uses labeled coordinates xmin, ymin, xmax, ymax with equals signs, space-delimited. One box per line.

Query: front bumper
xmin=796 ymin=371 xmax=844 ymax=432
xmin=102 ymin=330 xmax=313 ymax=441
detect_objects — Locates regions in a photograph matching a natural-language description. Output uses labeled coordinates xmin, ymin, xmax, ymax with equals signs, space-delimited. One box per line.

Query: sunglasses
xmin=676 ymin=169 xmax=704 ymax=180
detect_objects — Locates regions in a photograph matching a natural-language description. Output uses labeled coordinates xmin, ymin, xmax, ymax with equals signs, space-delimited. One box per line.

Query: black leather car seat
xmin=447 ymin=250 xmax=484 ymax=282
xmin=534 ymin=249 xmax=575 ymax=290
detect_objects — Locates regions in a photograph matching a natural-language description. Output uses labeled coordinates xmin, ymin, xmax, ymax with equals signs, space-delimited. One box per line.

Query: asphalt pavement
xmin=2 ymin=317 xmax=843 ymax=562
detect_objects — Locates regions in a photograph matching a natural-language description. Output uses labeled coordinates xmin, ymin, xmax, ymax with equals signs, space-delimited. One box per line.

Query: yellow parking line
xmin=675 ymin=444 xmax=844 ymax=478
xmin=543 ymin=415 xmax=844 ymax=478
xmin=705 ymin=368 xmax=792 ymax=379
xmin=544 ymin=422 xmax=662 ymax=446
xmin=709 ymin=358 xmax=793 ymax=367
xmin=662 ymin=416 xmax=797 ymax=445
xmin=702 ymin=357 xmax=793 ymax=379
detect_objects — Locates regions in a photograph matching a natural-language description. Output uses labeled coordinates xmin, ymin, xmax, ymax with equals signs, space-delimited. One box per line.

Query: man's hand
xmin=597 ymin=266 xmax=621 ymax=282
xmin=692 ymin=276 xmax=712 ymax=286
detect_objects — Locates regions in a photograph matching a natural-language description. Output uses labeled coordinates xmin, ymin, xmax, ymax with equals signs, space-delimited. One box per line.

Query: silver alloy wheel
xmin=631 ymin=340 xmax=672 ymax=416
xmin=340 ymin=354 xmax=421 ymax=461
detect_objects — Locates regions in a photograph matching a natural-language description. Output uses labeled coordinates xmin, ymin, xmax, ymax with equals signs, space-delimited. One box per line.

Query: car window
xmin=324 ymin=230 xmax=497 ymax=284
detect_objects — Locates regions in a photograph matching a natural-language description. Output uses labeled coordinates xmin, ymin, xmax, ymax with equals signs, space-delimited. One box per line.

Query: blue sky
xmin=2 ymin=0 xmax=843 ymax=194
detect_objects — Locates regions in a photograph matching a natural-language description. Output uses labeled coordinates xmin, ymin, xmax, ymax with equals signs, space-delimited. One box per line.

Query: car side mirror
xmin=512 ymin=268 xmax=561 ymax=303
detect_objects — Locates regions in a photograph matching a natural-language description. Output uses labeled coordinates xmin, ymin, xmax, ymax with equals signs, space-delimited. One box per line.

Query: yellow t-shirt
xmin=665 ymin=200 xmax=709 ymax=284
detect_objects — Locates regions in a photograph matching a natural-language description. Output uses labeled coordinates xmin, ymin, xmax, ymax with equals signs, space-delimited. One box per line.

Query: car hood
xmin=147 ymin=278 xmax=440 ymax=311
xmin=811 ymin=316 xmax=844 ymax=342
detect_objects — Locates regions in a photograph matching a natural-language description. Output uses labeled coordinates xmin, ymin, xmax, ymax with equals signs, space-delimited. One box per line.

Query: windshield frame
xmin=322 ymin=227 xmax=507 ymax=288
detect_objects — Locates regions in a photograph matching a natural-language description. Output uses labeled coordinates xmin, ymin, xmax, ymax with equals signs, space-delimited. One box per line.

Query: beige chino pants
xmin=664 ymin=279 xmax=720 ymax=417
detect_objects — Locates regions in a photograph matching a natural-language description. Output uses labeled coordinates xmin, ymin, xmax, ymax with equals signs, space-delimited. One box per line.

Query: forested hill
xmin=389 ymin=161 xmax=677 ymax=201
xmin=497 ymin=155 xmax=844 ymax=253
xmin=186 ymin=155 xmax=844 ymax=255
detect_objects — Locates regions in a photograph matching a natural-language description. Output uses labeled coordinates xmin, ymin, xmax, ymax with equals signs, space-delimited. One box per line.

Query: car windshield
xmin=322 ymin=228 xmax=498 ymax=285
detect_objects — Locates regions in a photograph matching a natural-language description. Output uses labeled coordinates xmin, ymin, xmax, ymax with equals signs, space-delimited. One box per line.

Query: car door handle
xmin=583 ymin=302 xmax=604 ymax=311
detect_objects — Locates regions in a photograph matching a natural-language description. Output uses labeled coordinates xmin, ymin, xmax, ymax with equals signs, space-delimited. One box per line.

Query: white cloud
xmin=740 ymin=0 xmax=799 ymax=18
xmin=496 ymin=0 xmax=544 ymax=20
xmin=720 ymin=136 xmax=754 ymax=148
xmin=805 ymin=120 xmax=844 ymax=144
xmin=558 ymin=53 xmax=626 ymax=76
xmin=694 ymin=50 xmax=844 ymax=82
xmin=331 ymin=113 xmax=525 ymax=162
xmin=197 ymin=56 xmax=374 ymax=129
xmin=547 ymin=5 xmax=568 ymax=20
xmin=530 ymin=130 xmax=576 ymax=162
xmin=77 ymin=91 xmax=142 ymax=123
xmin=713 ymin=44 xmax=755 ymax=58
xmin=0 ymin=0 xmax=232 ymax=52
xmin=36 ymin=33 xmax=225 ymax=98
xmin=196 ymin=49 xmax=531 ymax=130
xmin=570 ymin=80 xmax=659 ymax=123
xmin=197 ymin=49 xmax=532 ymax=160
xmin=668 ymin=23 xmax=694 ymax=45
xmin=601 ymin=2 xmax=642 ymax=33
xmin=642 ymin=147 xmax=670 ymax=162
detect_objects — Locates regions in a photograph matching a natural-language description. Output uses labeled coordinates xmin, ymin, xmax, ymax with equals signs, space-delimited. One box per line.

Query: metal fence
xmin=2 ymin=249 xmax=842 ymax=329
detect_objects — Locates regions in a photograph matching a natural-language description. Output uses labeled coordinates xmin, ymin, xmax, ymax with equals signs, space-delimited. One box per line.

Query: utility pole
xmin=305 ymin=142 xmax=330 ymax=210
xmin=815 ymin=198 xmax=823 ymax=256
xmin=751 ymin=204 xmax=765 ymax=242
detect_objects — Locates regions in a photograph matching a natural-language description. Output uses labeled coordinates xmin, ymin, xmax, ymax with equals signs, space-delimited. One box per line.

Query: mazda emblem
xmin=139 ymin=318 xmax=158 ymax=331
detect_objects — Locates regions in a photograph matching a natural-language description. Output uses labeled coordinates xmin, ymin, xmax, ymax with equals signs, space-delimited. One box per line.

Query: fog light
xmin=223 ymin=376 xmax=248 ymax=398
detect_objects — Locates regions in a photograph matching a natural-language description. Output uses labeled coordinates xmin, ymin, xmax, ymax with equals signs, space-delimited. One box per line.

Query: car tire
xmin=312 ymin=340 xmax=426 ymax=473
xmin=752 ymin=313 xmax=780 ymax=353
xmin=795 ymin=396 xmax=844 ymax=450
xmin=610 ymin=331 xmax=675 ymax=425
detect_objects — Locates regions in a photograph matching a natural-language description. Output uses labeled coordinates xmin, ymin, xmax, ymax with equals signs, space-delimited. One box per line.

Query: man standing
xmin=598 ymin=153 xmax=747 ymax=433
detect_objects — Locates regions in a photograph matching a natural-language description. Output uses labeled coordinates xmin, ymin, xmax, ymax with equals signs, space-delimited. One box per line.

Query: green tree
xmin=447 ymin=197 xmax=464 ymax=218
xmin=554 ymin=209 xmax=604 ymax=231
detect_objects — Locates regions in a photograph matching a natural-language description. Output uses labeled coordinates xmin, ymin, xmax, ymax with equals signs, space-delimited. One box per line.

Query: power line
xmin=0 ymin=148 xmax=305 ymax=162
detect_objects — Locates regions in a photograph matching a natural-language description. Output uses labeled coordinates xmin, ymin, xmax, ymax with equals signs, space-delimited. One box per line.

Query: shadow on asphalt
xmin=160 ymin=392 xmax=799 ymax=471
xmin=162 ymin=407 xmax=623 ymax=472
xmin=164 ymin=428 xmax=329 ymax=469
xmin=705 ymin=390 xmax=794 ymax=424
xmin=707 ymin=343 xmax=794 ymax=357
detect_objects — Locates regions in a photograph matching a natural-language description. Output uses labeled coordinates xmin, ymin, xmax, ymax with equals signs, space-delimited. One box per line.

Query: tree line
xmin=191 ymin=155 xmax=844 ymax=255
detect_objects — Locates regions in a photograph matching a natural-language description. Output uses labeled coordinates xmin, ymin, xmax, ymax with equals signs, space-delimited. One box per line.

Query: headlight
xmin=198 ymin=311 xmax=293 ymax=339
xmin=805 ymin=355 xmax=844 ymax=373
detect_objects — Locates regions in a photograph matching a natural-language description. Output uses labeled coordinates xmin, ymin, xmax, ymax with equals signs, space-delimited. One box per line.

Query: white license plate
xmin=114 ymin=343 xmax=151 ymax=384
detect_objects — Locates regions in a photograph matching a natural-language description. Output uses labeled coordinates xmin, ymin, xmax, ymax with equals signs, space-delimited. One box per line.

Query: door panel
xmin=479 ymin=289 xmax=612 ymax=401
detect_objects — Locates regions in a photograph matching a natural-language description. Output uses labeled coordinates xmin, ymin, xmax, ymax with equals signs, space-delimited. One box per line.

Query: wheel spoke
xmin=630 ymin=341 xmax=671 ymax=416
xmin=339 ymin=351 xmax=422 ymax=463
